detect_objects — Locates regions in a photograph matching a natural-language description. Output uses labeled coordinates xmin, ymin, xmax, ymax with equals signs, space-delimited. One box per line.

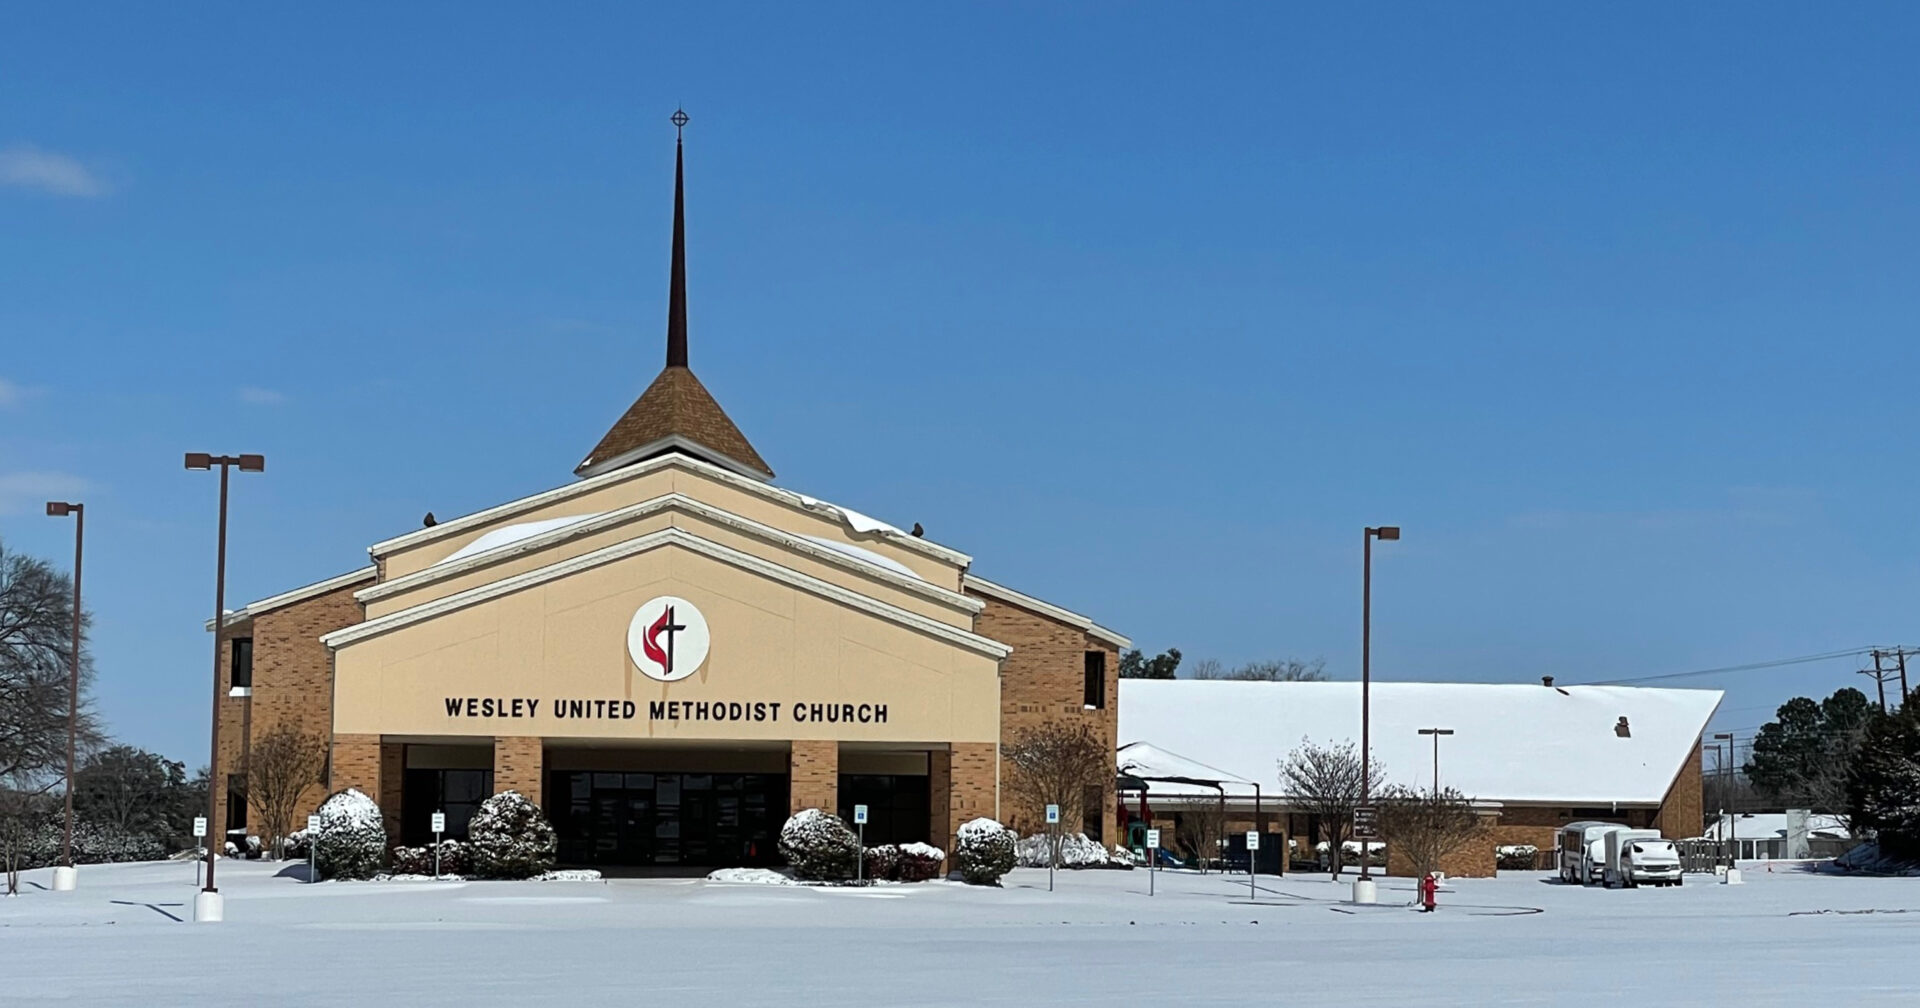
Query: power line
xmin=1578 ymin=646 xmax=1894 ymax=686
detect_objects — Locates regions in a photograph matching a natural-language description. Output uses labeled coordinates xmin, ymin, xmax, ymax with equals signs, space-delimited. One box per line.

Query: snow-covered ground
xmin=2 ymin=860 xmax=1915 ymax=1005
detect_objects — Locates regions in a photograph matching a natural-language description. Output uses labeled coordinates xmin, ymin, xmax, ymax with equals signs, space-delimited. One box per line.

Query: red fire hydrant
xmin=1420 ymin=872 xmax=1438 ymax=913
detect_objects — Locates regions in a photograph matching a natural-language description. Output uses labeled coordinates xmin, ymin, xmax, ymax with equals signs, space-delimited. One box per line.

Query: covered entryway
xmin=549 ymin=770 xmax=787 ymax=867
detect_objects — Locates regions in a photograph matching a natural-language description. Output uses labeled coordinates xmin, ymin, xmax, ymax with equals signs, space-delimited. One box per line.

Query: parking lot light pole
xmin=1713 ymin=731 xmax=1735 ymax=868
xmin=1357 ymin=525 xmax=1399 ymax=886
xmin=1417 ymin=728 xmax=1453 ymax=794
xmin=185 ymin=452 xmax=264 ymax=923
xmin=44 ymin=501 xmax=84 ymax=890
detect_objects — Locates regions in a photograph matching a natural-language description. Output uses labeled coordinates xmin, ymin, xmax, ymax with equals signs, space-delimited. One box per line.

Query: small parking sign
xmin=1145 ymin=828 xmax=1160 ymax=847
xmin=431 ymin=811 xmax=447 ymax=833
xmin=306 ymin=814 xmax=320 ymax=833
xmin=1045 ymin=804 xmax=1060 ymax=824
xmin=1246 ymin=830 xmax=1261 ymax=850
xmin=853 ymin=804 xmax=868 ymax=825
xmin=192 ymin=816 xmax=207 ymax=838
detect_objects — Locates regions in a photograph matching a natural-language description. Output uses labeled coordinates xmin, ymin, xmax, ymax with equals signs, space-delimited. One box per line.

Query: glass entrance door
xmin=553 ymin=770 xmax=786 ymax=868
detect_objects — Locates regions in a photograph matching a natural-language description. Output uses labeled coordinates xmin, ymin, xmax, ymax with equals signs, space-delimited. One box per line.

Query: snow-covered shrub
xmin=16 ymin=818 xmax=169 ymax=869
xmin=282 ymin=829 xmax=310 ymax=860
xmin=894 ymin=842 xmax=945 ymax=882
xmin=389 ymin=839 xmax=467 ymax=877
xmin=1016 ymin=832 xmax=1111 ymax=869
xmin=1496 ymin=845 xmax=1539 ymax=871
xmin=1107 ymin=845 xmax=1135 ymax=869
xmin=778 ymin=808 xmax=860 ymax=881
xmin=312 ymin=788 xmax=387 ymax=881
xmin=954 ymin=818 xmax=1016 ymax=885
xmin=862 ymin=844 xmax=899 ymax=880
xmin=467 ymin=791 xmax=557 ymax=880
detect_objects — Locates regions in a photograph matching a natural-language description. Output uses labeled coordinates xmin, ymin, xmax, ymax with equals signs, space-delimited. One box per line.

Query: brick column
xmin=944 ymin=742 xmax=997 ymax=850
xmin=332 ymin=733 xmax=382 ymax=801
xmin=379 ymin=742 xmax=406 ymax=842
xmin=789 ymin=740 xmax=839 ymax=815
xmin=928 ymin=749 xmax=953 ymax=854
xmin=493 ymin=736 xmax=544 ymax=806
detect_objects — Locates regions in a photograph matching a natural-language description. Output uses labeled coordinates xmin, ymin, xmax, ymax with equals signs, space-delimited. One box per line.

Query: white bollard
xmin=192 ymin=890 xmax=224 ymax=922
xmin=1722 ymin=867 xmax=1743 ymax=886
xmin=50 ymin=866 xmax=77 ymax=891
xmin=1351 ymin=877 xmax=1377 ymax=904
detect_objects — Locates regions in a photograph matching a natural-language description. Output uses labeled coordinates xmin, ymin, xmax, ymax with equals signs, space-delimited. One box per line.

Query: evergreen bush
xmin=312 ymin=788 xmax=387 ymax=881
xmin=467 ymin=791 xmax=557 ymax=880
xmin=954 ymin=818 xmax=1016 ymax=885
xmin=778 ymin=808 xmax=860 ymax=881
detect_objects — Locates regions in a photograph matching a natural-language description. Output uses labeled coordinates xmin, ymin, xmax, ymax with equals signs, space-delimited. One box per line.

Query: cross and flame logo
xmin=627 ymin=596 xmax=710 ymax=682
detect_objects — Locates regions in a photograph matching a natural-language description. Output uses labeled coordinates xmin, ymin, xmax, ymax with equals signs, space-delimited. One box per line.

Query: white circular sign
xmin=627 ymin=595 xmax=710 ymax=682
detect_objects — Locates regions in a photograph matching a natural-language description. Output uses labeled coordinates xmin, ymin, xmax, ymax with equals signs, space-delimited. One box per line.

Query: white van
xmin=1612 ymin=834 xmax=1683 ymax=888
xmin=1557 ymin=821 xmax=1627 ymax=884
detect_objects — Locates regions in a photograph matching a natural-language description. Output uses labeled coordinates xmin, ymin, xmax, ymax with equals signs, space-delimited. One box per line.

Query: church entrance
xmin=549 ymin=770 xmax=787 ymax=869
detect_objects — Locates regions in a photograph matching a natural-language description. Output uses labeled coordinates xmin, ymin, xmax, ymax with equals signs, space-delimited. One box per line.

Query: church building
xmin=209 ymin=120 xmax=1128 ymax=869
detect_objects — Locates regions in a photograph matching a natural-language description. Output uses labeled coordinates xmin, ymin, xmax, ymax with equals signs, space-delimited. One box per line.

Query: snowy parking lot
xmin=2 ymin=860 xmax=1915 ymax=1006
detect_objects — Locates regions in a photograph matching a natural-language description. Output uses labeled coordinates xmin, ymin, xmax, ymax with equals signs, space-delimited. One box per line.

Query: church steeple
xmin=665 ymin=109 xmax=689 ymax=368
xmin=575 ymin=111 xmax=774 ymax=482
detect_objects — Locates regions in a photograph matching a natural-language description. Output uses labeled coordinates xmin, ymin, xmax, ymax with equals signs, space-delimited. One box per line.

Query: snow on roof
xmin=798 ymin=534 xmax=923 ymax=581
xmin=436 ymin=513 xmax=604 ymax=566
xmin=1116 ymin=742 xmax=1256 ymax=789
xmin=1701 ymin=813 xmax=1850 ymax=842
xmin=1119 ymin=680 xmax=1722 ymax=805
xmin=793 ymin=494 xmax=903 ymax=536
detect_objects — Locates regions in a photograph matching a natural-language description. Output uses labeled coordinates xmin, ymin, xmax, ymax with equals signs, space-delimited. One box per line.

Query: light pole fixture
xmin=44 ymin=501 xmax=84 ymax=892
xmin=1417 ymin=727 xmax=1454 ymax=794
xmin=1712 ymin=731 xmax=1735 ymax=868
xmin=1357 ymin=525 xmax=1399 ymax=886
xmin=185 ymin=452 xmax=264 ymax=923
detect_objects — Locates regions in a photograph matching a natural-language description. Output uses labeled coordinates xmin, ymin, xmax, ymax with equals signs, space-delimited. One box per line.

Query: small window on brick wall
xmin=1083 ymin=651 xmax=1107 ymax=709
xmin=230 ymin=637 xmax=253 ymax=690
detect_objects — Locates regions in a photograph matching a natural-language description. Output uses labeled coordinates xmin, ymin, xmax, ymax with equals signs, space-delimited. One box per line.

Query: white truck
xmin=1557 ymin=821 xmax=1627 ymax=884
xmin=1602 ymin=828 xmax=1681 ymax=888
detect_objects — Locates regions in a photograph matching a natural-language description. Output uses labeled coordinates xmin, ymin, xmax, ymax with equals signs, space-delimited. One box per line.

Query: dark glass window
xmin=401 ymin=768 xmax=492 ymax=845
xmin=838 ymin=774 xmax=931 ymax=847
xmin=225 ymin=773 xmax=247 ymax=833
xmin=230 ymin=637 xmax=253 ymax=690
xmin=1083 ymin=650 xmax=1106 ymax=709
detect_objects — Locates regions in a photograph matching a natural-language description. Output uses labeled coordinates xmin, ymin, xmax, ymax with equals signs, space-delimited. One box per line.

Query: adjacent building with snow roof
xmin=1117 ymin=679 xmax=1720 ymax=873
xmin=206 ymin=121 xmax=1127 ymax=870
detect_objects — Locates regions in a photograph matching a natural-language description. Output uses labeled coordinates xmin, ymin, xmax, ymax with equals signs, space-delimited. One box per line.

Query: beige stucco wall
xmin=377 ymin=460 xmax=961 ymax=589
xmin=363 ymin=500 xmax=972 ymax=628
xmin=333 ymin=541 xmax=1001 ymax=745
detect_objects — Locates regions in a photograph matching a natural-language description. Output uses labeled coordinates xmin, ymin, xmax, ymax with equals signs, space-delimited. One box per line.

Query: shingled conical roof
xmin=576 ymin=113 xmax=773 ymax=482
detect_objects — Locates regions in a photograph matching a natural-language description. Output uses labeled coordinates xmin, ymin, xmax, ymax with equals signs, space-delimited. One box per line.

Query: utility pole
xmin=1874 ymin=648 xmax=1917 ymax=707
xmin=1860 ymin=651 xmax=1897 ymax=713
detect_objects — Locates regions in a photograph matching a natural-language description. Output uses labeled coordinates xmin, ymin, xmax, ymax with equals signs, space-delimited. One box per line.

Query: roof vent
xmin=1615 ymin=716 xmax=1631 ymax=738
xmin=1541 ymin=676 xmax=1555 ymax=687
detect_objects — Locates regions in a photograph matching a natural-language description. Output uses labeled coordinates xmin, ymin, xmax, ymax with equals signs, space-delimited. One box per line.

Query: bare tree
xmin=1004 ymin=722 xmax=1110 ymax=865
xmin=1186 ymin=658 xmax=1224 ymax=680
xmin=1277 ymin=737 xmax=1382 ymax=877
xmin=0 ymin=540 xmax=97 ymax=785
xmin=246 ymin=722 xmax=327 ymax=858
xmin=1375 ymin=784 xmax=1485 ymax=879
xmin=1172 ymin=798 xmax=1227 ymax=872
xmin=1193 ymin=658 xmax=1329 ymax=682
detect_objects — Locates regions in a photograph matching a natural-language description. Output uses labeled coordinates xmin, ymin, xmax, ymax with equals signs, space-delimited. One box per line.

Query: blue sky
xmin=3 ymin=3 xmax=1916 ymax=768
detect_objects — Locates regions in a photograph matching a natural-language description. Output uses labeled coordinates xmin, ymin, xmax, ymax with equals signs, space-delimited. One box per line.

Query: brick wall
xmin=789 ymin=740 xmax=838 ymax=814
xmin=212 ymin=576 xmax=368 ymax=835
xmin=970 ymin=593 xmax=1118 ymax=843
xmin=332 ymin=733 xmax=382 ymax=802
xmin=493 ymin=737 xmax=545 ymax=806
xmin=1652 ymin=740 xmax=1705 ymax=839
